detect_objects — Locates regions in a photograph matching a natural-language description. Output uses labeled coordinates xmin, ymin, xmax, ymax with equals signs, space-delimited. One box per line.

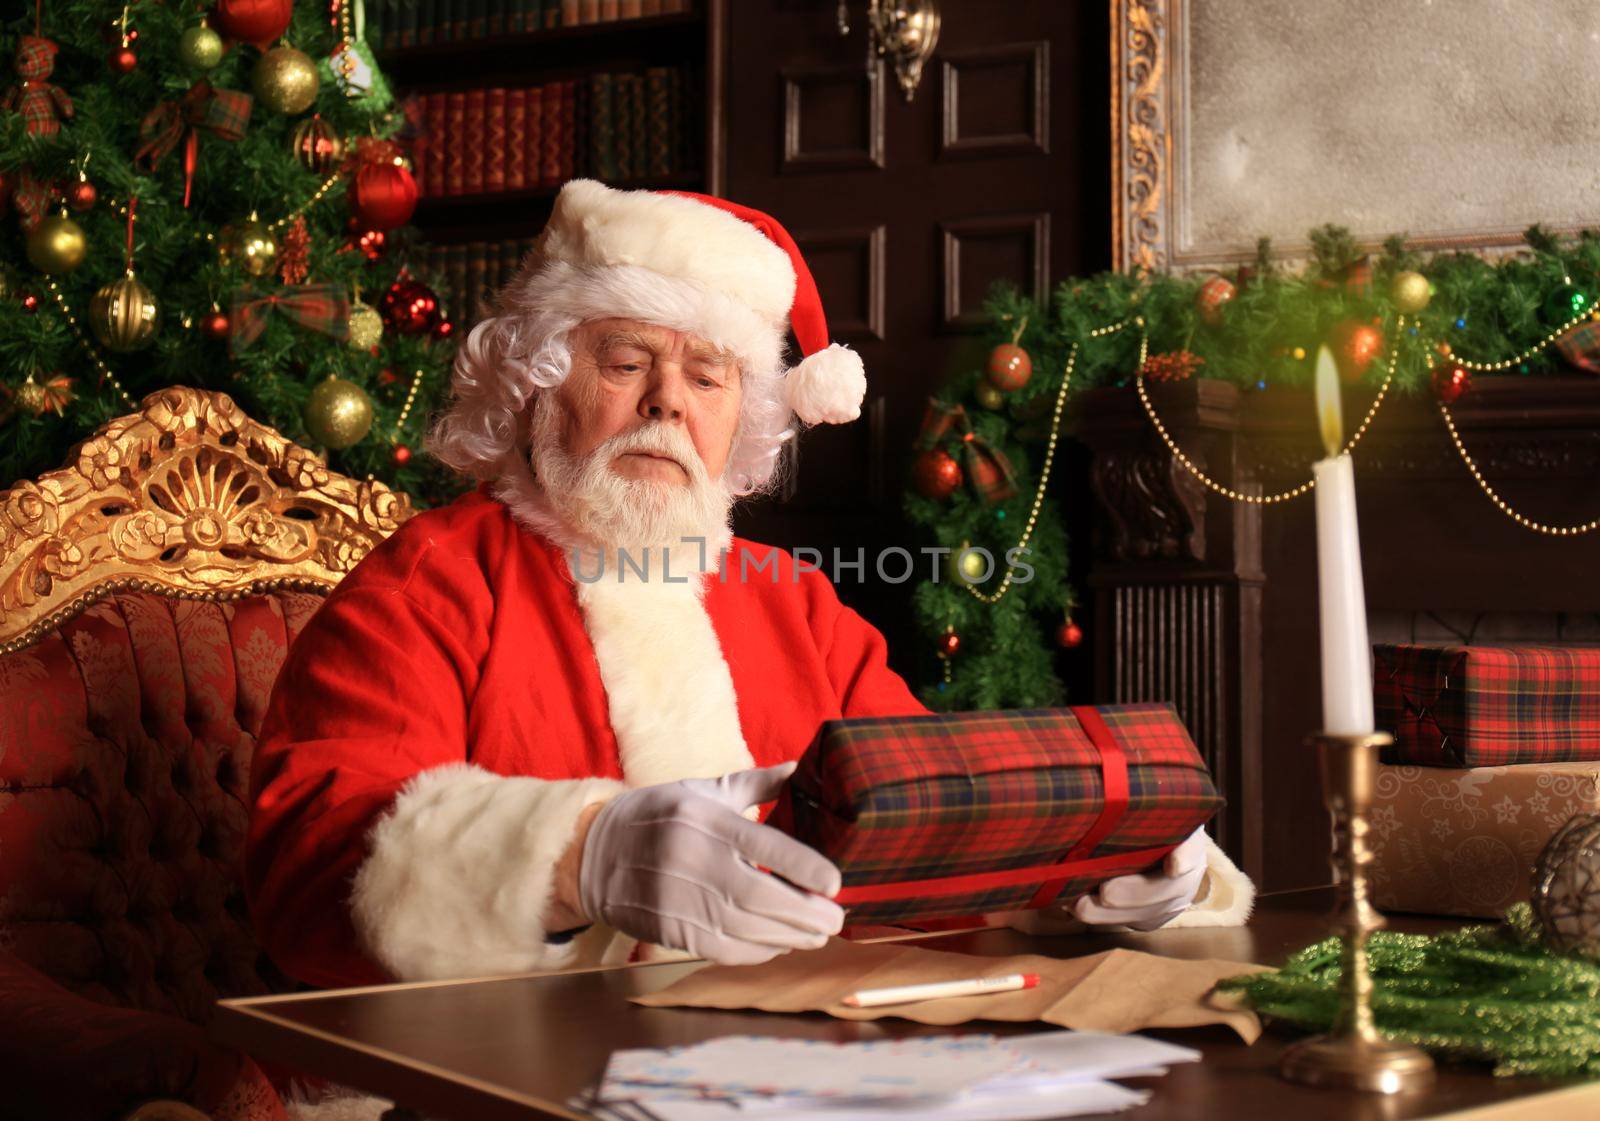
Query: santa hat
xmin=526 ymin=179 xmax=866 ymax=426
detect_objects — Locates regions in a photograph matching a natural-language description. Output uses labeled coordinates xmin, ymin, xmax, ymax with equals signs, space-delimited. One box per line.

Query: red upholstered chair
xmin=0 ymin=387 xmax=413 ymax=1120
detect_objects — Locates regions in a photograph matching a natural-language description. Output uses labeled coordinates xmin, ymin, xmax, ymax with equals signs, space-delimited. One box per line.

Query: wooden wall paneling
xmin=940 ymin=41 xmax=1050 ymax=159
xmin=781 ymin=63 xmax=887 ymax=172
xmin=794 ymin=225 xmax=887 ymax=341
xmin=940 ymin=212 xmax=1051 ymax=331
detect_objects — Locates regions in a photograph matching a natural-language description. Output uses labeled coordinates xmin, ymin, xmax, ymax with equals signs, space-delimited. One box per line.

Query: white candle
xmin=1312 ymin=347 xmax=1375 ymax=735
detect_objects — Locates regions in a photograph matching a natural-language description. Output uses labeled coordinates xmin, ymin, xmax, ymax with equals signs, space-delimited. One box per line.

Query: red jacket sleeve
xmin=803 ymin=568 xmax=931 ymax=718
xmin=244 ymin=542 xmax=487 ymax=988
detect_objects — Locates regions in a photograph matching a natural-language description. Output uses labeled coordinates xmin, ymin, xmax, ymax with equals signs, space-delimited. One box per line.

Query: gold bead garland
xmin=366 ymin=368 xmax=427 ymax=482
xmin=1437 ymin=401 xmax=1600 ymax=536
xmin=1137 ymin=328 xmax=1397 ymax=506
xmin=45 ymin=279 xmax=136 ymax=409
xmin=960 ymin=317 xmax=1136 ymax=606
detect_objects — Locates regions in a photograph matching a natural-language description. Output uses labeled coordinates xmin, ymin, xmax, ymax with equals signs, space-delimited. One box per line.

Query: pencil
xmin=841 ymin=973 xmax=1041 ymax=1008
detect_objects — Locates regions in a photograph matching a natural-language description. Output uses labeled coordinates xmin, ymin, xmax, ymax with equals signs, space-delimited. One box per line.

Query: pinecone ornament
xmin=1533 ymin=813 xmax=1600 ymax=959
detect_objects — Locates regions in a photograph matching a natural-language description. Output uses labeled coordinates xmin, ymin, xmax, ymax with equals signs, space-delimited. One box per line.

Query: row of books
xmin=411 ymin=68 xmax=695 ymax=198
xmin=368 ymin=0 xmax=692 ymax=49
xmin=416 ymin=238 xmax=538 ymax=329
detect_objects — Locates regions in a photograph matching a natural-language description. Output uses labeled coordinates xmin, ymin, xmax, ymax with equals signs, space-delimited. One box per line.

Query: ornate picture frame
xmin=1111 ymin=0 xmax=1600 ymax=274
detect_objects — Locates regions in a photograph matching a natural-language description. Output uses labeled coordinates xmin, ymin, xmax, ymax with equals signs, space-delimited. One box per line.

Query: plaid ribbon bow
xmin=136 ymin=81 xmax=253 ymax=207
xmin=230 ymin=284 xmax=351 ymax=354
xmin=1555 ymin=320 xmax=1600 ymax=374
xmin=917 ymin=398 xmax=1019 ymax=505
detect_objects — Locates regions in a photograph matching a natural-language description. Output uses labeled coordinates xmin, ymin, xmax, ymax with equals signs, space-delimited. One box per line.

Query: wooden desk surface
xmin=214 ymin=890 xmax=1586 ymax=1121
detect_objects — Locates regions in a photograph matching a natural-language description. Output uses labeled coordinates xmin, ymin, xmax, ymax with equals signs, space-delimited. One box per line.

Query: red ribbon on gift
xmin=916 ymin=398 xmax=1019 ymax=505
xmin=136 ymin=81 xmax=253 ymax=208
xmin=230 ymin=283 xmax=351 ymax=354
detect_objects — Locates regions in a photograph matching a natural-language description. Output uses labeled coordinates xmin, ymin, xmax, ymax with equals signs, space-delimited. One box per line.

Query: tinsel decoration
xmin=304 ymin=374 xmax=373 ymax=449
xmin=1532 ymin=813 xmax=1600 ymax=959
xmin=1139 ymin=350 xmax=1203 ymax=383
xmin=278 ymin=216 xmax=311 ymax=285
xmin=1217 ymin=905 xmax=1600 ymax=1078
xmin=253 ymin=46 xmax=321 ymax=116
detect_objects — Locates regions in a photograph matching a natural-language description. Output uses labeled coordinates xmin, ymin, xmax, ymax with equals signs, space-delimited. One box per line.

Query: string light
xmin=960 ymin=317 xmax=1136 ymax=606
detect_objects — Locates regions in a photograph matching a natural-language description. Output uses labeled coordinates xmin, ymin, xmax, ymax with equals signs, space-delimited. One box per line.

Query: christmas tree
xmin=0 ymin=0 xmax=461 ymax=504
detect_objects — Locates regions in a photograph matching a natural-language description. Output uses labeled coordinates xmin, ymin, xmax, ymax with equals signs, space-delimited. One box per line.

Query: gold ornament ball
xmin=304 ymin=375 xmax=374 ymax=449
xmin=219 ymin=217 xmax=279 ymax=277
xmin=26 ymin=214 xmax=88 ymax=275
xmin=1391 ymin=269 xmax=1432 ymax=314
xmin=178 ymin=25 xmax=225 ymax=69
xmin=290 ymin=115 xmax=345 ymax=174
xmin=14 ymin=378 xmax=49 ymax=417
xmin=253 ymin=46 xmax=321 ymax=115
xmin=347 ymin=302 xmax=384 ymax=350
xmin=948 ymin=542 xmax=991 ymax=585
xmin=974 ymin=382 xmax=1006 ymax=410
xmin=89 ymin=274 xmax=161 ymax=352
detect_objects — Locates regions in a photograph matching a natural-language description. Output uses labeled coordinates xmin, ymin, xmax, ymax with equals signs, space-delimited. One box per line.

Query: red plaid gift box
xmin=1375 ymin=644 xmax=1600 ymax=767
xmin=768 ymin=704 xmax=1222 ymax=926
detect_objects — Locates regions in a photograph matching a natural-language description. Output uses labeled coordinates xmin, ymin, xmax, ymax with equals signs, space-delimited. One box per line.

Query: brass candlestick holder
xmin=1279 ymin=732 xmax=1436 ymax=1094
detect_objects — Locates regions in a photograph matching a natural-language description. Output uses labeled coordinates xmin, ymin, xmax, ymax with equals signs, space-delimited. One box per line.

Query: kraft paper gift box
xmin=768 ymin=704 xmax=1222 ymax=926
xmin=1369 ymin=760 xmax=1600 ymax=918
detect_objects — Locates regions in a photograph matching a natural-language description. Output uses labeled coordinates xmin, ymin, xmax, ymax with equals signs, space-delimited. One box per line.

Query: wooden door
xmin=724 ymin=0 xmax=1111 ymax=682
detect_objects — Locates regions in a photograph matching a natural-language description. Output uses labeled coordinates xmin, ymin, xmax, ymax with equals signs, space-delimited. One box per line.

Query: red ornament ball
xmin=1056 ymin=620 xmax=1084 ymax=649
xmin=67 ymin=180 xmax=98 ymax=211
xmin=938 ymin=630 xmax=961 ymax=657
xmin=432 ymin=318 xmax=455 ymax=340
xmin=108 ymin=46 xmax=138 ymax=74
xmin=1195 ymin=275 xmax=1237 ymax=326
xmin=1332 ymin=319 xmax=1384 ymax=383
xmin=200 ymin=310 xmax=231 ymax=339
xmin=21 ymin=293 xmax=39 ymax=313
xmin=1432 ymin=361 xmax=1472 ymax=404
xmin=212 ymin=0 xmax=293 ymax=48
xmin=380 ymin=280 xmax=440 ymax=335
xmin=392 ymin=444 xmax=413 ymax=466
xmin=987 ymin=343 xmax=1032 ymax=391
xmin=912 ymin=448 xmax=962 ymax=500
xmin=349 ymin=161 xmax=419 ymax=231
xmin=357 ymin=228 xmax=386 ymax=260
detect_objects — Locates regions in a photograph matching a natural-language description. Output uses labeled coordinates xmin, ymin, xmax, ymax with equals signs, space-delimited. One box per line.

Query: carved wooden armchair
xmin=0 ymin=387 xmax=413 ymax=1120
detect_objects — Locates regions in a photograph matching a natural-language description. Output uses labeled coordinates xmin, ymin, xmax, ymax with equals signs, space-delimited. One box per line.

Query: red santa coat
xmin=244 ymin=489 xmax=930 ymax=988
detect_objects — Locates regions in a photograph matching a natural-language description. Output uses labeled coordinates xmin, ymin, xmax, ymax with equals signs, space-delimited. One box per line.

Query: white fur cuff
xmin=1161 ymin=835 xmax=1256 ymax=929
xmin=787 ymin=343 xmax=866 ymax=425
xmin=350 ymin=764 xmax=626 ymax=981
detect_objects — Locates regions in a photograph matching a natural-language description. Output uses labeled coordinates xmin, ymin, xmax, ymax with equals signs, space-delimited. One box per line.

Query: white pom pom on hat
xmin=528 ymin=179 xmax=866 ymax=425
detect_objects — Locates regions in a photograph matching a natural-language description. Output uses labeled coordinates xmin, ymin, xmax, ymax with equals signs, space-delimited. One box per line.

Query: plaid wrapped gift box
xmin=1375 ymin=644 xmax=1600 ymax=767
xmin=768 ymin=704 xmax=1222 ymax=926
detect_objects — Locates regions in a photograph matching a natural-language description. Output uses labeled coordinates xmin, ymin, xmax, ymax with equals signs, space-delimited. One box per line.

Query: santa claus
xmin=244 ymin=180 xmax=1253 ymax=989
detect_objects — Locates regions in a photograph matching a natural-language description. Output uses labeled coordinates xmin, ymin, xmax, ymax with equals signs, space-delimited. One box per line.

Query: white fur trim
xmin=1161 ymin=835 xmax=1256 ymax=928
xmin=283 ymin=1087 xmax=392 ymax=1121
xmin=536 ymin=179 xmax=797 ymax=322
xmin=787 ymin=343 xmax=866 ymax=425
xmin=511 ymin=258 xmax=787 ymax=382
xmin=350 ymin=763 xmax=626 ymax=981
xmin=575 ymin=571 xmax=755 ymax=789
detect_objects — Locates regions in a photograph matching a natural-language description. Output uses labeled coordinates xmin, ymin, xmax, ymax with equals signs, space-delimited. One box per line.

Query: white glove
xmin=578 ymin=762 xmax=845 ymax=965
xmin=1070 ymin=827 xmax=1209 ymax=931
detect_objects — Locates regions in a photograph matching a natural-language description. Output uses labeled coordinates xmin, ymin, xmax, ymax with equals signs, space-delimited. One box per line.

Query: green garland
xmin=1216 ymin=905 xmax=1600 ymax=1078
xmin=904 ymin=225 xmax=1600 ymax=709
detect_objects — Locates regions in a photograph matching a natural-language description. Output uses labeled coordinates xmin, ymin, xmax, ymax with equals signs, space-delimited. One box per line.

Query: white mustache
xmin=599 ymin=425 xmax=698 ymax=477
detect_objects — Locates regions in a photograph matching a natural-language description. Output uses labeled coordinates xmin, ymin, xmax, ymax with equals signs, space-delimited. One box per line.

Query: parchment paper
xmin=632 ymin=938 xmax=1267 ymax=1043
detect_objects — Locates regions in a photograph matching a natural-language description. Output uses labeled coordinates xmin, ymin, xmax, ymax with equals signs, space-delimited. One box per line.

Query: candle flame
xmin=1314 ymin=345 xmax=1343 ymax=458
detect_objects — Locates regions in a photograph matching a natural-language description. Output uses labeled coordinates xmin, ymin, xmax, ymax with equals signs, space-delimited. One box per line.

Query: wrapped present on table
xmin=1369 ymin=760 xmax=1600 ymax=918
xmin=768 ymin=704 xmax=1222 ymax=926
xmin=1375 ymin=643 xmax=1600 ymax=768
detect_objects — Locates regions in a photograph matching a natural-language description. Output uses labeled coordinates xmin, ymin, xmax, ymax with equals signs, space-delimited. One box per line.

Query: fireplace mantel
xmin=1071 ymin=377 xmax=1599 ymax=890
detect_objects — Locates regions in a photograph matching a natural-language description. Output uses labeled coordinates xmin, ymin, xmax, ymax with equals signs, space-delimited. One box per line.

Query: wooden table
xmin=214 ymin=889 xmax=1587 ymax=1121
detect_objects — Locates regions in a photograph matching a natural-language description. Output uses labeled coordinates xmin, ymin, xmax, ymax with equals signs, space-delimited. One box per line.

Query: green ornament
xmin=178 ymin=26 xmax=225 ymax=70
xmin=1544 ymin=285 xmax=1590 ymax=324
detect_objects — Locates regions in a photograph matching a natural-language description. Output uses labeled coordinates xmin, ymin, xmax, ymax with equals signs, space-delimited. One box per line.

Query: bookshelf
xmin=370 ymin=0 xmax=727 ymax=322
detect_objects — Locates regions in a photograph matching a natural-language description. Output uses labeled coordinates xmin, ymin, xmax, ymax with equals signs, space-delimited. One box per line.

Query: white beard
xmin=516 ymin=390 xmax=735 ymax=580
